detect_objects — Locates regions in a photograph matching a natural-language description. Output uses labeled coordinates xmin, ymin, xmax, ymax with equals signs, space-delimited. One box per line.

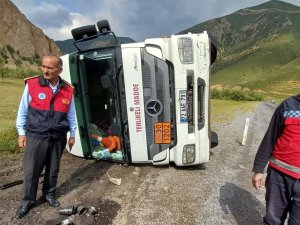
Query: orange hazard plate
xmin=154 ymin=122 xmax=171 ymax=144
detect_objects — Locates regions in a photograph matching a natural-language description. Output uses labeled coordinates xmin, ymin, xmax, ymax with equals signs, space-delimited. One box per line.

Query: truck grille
xmin=141 ymin=49 xmax=171 ymax=159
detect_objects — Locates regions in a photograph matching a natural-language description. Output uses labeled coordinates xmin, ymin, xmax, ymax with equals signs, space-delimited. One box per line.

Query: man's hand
xmin=18 ymin=135 xmax=27 ymax=148
xmin=68 ymin=137 xmax=75 ymax=151
xmin=252 ymin=172 xmax=265 ymax=189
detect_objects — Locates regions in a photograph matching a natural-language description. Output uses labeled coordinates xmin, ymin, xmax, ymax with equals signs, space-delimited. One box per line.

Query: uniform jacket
xmin=252 ymin=95 xmax=300 ymax=178
xmin=25 ymin=75 xmax=73 ymax=140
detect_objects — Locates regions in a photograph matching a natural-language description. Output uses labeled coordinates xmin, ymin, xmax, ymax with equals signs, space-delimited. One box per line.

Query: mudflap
xmin=211 ymin=131 xmax=218 ymax=148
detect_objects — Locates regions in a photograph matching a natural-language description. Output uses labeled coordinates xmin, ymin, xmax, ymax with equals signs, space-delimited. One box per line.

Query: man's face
xmin=41 ymin=56 xmax=62 ymax=83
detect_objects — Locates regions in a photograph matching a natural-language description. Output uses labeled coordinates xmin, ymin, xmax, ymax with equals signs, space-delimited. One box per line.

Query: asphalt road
xmin=0 ymin=101 xmax=276 ymax=225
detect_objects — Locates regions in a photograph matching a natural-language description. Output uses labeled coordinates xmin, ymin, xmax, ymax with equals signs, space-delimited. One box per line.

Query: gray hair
xmin=43 ymin=54 xmax=63 ymax=68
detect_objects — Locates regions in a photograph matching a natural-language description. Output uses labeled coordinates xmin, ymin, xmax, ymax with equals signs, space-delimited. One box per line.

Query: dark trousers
xmin=21 ymin=136 xmax=66 ymax=207
xmin=264 ymin=167 xmax=300 ymax=225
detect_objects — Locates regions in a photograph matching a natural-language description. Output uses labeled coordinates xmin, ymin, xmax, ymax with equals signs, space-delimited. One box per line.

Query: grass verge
xmin=0 ymin=78 xmax=23 ymax=155
xmin=211 ymin=99 xmax=259 ymax=123
xmin=0 ymin=78 xmax=24 ymax=131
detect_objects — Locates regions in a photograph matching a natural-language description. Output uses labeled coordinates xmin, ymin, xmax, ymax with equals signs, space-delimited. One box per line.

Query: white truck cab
xmin=60 ymin=20 xmax=218 ymax=166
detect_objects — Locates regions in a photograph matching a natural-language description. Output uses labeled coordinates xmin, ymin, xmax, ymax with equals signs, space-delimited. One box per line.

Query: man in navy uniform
xmin=15 ymin=54 xmax=77 ymax=219
xmin=252 ymin=96 xmax=300 ymax=224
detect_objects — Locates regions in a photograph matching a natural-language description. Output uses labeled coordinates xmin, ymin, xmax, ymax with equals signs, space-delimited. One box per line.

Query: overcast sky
xmin=10 ymin=0 xmax=300 ymax=41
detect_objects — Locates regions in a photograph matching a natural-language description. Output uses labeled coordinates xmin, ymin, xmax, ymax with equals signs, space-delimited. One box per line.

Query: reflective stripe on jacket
xmin=269 ymin=156 xmax=300 ymax=174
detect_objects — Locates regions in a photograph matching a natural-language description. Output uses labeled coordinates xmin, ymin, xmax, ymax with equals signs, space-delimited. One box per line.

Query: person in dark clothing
xmin=15 ymin=54 xmax=77 ymax=219
xmin=252 ymin=95 xmax=300 ymax=225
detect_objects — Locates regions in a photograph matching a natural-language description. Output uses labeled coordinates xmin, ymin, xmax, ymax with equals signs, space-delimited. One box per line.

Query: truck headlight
xmin=183 ymin=144 xmax=195 ymax=164
xmin=178 ymin=37 xmax=193 ymax=64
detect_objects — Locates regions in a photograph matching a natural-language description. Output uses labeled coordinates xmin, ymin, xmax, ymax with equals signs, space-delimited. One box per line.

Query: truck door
xmin=64 ymin=51 xmax=126 ymax=162
xmin=61 ymin=53 xmax=93 ymax=158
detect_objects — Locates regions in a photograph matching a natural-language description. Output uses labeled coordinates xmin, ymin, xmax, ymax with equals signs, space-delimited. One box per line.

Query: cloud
xmin=82 ymin=0 xmax=270 ymax=41
xmin=10 ymin=0 xmax=73 ymax=29
xmin=29 ymin=3 xmax=72 ymax=29
xmin=43 ymin=12 xmax=95 ymax=41
xmin=10 ymin=0 xmax=300 ymax=41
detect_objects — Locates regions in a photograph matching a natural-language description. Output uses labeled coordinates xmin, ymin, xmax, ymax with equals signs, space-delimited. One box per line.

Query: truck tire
xmin=211 ymin=131 xmax=218 ymax=148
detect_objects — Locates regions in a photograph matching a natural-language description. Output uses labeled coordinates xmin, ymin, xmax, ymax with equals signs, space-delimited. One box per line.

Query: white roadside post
xmin=242 ymin=118 xmax=250 ymax=146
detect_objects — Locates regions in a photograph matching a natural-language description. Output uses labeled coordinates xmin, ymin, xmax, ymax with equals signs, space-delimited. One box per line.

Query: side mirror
xmin=71 ymin=25 xmax=97 ymax=41
xmin=97 ymin=20 xmax=111 ymax=34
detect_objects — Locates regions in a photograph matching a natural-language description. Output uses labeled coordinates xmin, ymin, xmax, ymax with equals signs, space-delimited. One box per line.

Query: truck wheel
xmin=211 ymin=131 xmax=218 ymax=148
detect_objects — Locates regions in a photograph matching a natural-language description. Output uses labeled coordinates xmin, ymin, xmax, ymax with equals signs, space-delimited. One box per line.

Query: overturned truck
xmin=60 ymin=20 xmax=218 ymax=166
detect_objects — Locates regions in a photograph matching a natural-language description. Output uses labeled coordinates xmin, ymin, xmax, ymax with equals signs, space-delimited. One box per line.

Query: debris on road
xmin=107 ymin=173 xmax=121 ymax=186
xmin=45 ymin=203 xmax=98 ymax=225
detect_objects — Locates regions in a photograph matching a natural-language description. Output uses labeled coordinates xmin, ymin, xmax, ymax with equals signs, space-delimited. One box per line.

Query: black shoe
xmin=44 ymin=197 xmax=60 ymax=207
xmin=15 ymin=205 xmax=31 ymax=219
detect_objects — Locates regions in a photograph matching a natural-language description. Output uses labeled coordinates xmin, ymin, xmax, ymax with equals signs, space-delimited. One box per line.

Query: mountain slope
xmin=0 ymin=0 xmax=60 ymax=68
xmin=181 ymin=0 xmax=300 ymax=69
xmin=180 ymin=0 xmax=300 ymax=99
xmin=212 ymin=33 xmax=300 ymax=98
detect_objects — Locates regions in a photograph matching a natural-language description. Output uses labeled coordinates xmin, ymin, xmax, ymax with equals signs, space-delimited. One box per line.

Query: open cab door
xmin=60 ymin=21 xmax=128 ymax=163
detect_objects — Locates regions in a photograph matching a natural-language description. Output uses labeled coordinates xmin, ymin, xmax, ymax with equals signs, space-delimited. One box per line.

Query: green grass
xmin=211 ymin=89 xmax=264 ymax=101
xmin=0 ymin=78 xmax=24 ymax=131
xmin=0 ymin=127 xmax=19 ymax=154
xmin=0 ymin=78 xmax=24 ymax=154
xmin=211 ymin=99 xmax=259 ymax=123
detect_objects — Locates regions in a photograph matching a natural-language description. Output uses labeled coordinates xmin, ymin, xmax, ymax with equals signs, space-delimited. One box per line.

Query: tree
xmin=0 ymin=56 xmax=5 ymax=83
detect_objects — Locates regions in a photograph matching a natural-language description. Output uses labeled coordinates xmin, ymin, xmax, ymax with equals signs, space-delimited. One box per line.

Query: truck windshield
xmin=82 ymin=49 xmax=122 ymax=136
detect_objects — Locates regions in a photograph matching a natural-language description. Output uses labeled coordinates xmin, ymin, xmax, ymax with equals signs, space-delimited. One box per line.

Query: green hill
xmin=180 ymin=0 xmax=300 ymax=100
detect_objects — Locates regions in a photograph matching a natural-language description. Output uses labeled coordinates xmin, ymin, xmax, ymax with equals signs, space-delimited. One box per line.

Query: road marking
xmin=242 ymin=118 xmax=250 ymax=146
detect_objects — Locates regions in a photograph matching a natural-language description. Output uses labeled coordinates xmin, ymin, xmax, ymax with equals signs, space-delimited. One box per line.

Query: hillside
xmin=0 ymin=0 xmax=60 ymax=69
xmin=180 ymin=0 xmax=300 ymax=99
xmin=1 ymin=0 xmax=300 ymax=99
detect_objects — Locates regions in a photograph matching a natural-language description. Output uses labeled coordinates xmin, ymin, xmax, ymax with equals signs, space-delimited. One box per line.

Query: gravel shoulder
xmin=0 ymin=102 xmax=276 ymax=225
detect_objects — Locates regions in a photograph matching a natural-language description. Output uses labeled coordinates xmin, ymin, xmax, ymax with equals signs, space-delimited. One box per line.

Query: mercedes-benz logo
xmin=145 ymin=99 xmax=163 ymax=117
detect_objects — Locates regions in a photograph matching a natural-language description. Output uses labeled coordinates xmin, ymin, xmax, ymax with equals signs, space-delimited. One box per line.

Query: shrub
xmin=0 ymin=127 xmax=19 ymax=153
xmin=1 ymin=48 xmax=9 ymax=61
xmin=34 ymin=53 xmax=40 ymax=60
xmin=211 ymin=89 xmax=264 ymax=101
xmin=3 ymin=67 xmax=40 ymax=79
xmin=34 ymin=57 xmax=42 ymax=66
xmin=6 ymin=45 xmax=15 ymax=55
xmin=14 ymin=59 xmax=22 ymax=66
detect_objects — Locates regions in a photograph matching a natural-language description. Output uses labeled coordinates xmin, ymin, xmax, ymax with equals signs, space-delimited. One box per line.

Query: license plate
xmin=154 ymin=122 xmax=171 ymax=144
xmin=179 ymin=90 xmax=188 ymax=122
